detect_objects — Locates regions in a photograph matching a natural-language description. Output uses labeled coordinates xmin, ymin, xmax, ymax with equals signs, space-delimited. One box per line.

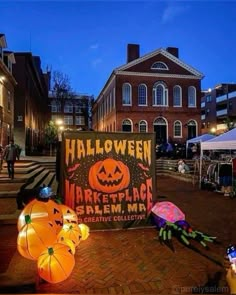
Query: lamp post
xmin=55 ymin=119 xmax=64 ymax=142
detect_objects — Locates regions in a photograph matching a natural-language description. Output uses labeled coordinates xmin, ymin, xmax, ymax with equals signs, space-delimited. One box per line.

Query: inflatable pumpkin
xmin=57 ymin=237 xmax=76 ymax=255
xmin=57 ymin=223 xmax=82 ymax=247
xmin=60 ymin=204 xmax=78 ymax=224
xmin=17 ymin=215 xmax=57 ymax=260
xmin=78 ymin=223 xmax=90 ymax=241
xmin=37 ymin=243 xmax=75 ymax=283
xmin=17 ymin=198 xmax=63 ymax=234
xmin=88 ymin=158 xmax=130 ymax=193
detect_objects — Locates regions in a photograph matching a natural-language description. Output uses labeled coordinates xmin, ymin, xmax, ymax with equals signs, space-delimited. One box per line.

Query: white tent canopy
xmin=186 ymin=133 xmax=216 ymax=147
xmin=201 ymin=128 xmax=236 ymax=150
xmin=186 ymin=133 xmax=216 ymax=157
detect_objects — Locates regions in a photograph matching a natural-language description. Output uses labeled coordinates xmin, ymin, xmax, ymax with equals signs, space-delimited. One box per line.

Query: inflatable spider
xmin=151 ymin=201 xmax=217 ymax=250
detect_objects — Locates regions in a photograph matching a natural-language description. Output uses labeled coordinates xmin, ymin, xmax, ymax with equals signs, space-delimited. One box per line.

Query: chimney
xmin=166 ymin=47 xmax=179 ymax=58
xmin=127 ymin=44 xmax=140 ymax=63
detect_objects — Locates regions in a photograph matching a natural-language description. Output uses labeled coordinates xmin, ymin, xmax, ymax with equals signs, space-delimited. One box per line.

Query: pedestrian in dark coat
xmin=3 ymin=139 xmax=19 ymax=179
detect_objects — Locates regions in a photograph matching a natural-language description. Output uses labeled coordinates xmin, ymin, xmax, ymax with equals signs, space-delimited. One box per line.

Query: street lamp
xmin=55 ymin=119 xmax=64 ymax=142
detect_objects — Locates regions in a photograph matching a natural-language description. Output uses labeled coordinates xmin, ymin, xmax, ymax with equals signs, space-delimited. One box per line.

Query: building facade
xmin=49 ymin=93 xmax=93 ymax=131
xmin=12 ymin=53 xmax=50 ymax=155
xmin=201 ymin=83 xmax=236 ymax=134
xmin=92 ymin=44 xmax=204 ymax=145
xmin=0 ymin=34 xmax=17 ymax=147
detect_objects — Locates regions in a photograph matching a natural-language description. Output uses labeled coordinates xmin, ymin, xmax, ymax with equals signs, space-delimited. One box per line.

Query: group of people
xmin=0 ymin=140 xmax=21 ymax=179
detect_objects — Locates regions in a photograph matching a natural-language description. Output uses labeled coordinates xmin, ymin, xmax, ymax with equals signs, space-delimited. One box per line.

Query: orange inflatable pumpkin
xmin=78 ymin=223 xmax=90 ymax=241
xmin=60 ymin=204 xmax=78 ymax=224
xmin=57 ymin=223 xmax=82 ymax=247
xmin=88 ymin=158 xmax=130 ymax=193
xmin=38 ymin=243 xmax=75 ymax=283
xmin=17 ymin=198 xmax=63 ymax=234
xmin=17 ymin=215 xmax=57 ymax=260
xmin=57 ymin=237 xmax=76 ymax=255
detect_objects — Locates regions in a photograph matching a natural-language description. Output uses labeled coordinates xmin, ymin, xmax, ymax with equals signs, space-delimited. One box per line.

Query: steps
xmin=0 ymin=159 xmax=57 ymax=224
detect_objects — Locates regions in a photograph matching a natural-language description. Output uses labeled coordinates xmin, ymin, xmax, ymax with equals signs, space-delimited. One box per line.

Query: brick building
xmin=0 ymin=34 xmax=17 ymax=147
xmin=49 ymin=92 xmax=93 ymax=132
xmin=92 ymin=44 xmax=204 ymax=145
xmin=201 ymin=83 xmax=236 ymax=134
xmin=12 ymin=53 xmax=50 ymax=155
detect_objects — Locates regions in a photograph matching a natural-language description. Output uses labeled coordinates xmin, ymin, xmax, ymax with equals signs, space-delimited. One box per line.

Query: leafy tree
xmin=224 ymin=117 xmax=235 ymax=131
xmin=44 ymin=120 xmax=58 ymax=156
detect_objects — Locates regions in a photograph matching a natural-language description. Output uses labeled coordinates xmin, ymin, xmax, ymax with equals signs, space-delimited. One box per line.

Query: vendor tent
xmin=186 ymin=134 xmax=216 ymax=157
xmin=199 ymin=128 xmax=236 ymax=188
xmin=201 ymin=128 xmax=236 ymax=150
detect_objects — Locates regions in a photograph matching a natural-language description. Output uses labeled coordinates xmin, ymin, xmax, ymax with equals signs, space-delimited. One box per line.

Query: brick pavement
xmin=0 ymin=175 xmax=235 ymax=294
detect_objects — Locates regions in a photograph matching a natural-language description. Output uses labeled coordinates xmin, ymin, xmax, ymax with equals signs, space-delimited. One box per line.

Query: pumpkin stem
xmin=48 ymin=247 xmax=54 ymax=255
xmin=25 ymin=215 xmax=31 ymax=224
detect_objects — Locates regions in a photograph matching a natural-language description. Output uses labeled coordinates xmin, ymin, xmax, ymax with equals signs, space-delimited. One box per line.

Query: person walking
xmin=3 ymin=139 xmax=19 ymax=179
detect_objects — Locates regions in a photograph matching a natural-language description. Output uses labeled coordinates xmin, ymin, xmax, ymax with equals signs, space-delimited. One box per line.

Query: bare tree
xmin=52 ymin=70 xmax=74 ymax=99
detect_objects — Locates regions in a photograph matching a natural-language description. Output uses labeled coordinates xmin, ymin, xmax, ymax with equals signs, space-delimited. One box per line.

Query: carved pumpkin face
xmin=17 ymin=199 xmax=63 ymax=234
xmin=37 ymin=243 xmax=75 ymax=283
xmin=89 ymin=158 xmax=130 ymax=193
xmin=60 ymin=204 xmax=78 ymax=224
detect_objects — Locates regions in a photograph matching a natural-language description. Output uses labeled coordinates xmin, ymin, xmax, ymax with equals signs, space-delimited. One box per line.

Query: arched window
xmin=122 ymin=119 xmax=132 ymax=132
xmin=173 ymin=120 xmax=182 ymax=137
xmin=188 ymin=86 xmax=196 ymax=107
xmin=173 ymin=85 xmax=182 ymax=107
xmin=122 ymin=83 xmax=132 ymax=105
xmin=139 ymin=120 xmax=147 ymax=132
xmin=138 ymin=84 xmax=147 ymax=106
xmin=51 ymin=100 xmax=61 ymax=113
xmin=64 ymin=101 xmax=73 ymax=113
xmin=152 ymin=82 xmax=168 ymax=106
xmin=151 ymin=62 xmax=168 ymax=70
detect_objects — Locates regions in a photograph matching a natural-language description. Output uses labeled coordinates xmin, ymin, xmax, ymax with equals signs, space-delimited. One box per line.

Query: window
xmin=51 ymin=101 xmax=61 ymax=113
xmin=75 ymin=116 xmax=85 ymax=125
xmin=174 ymin=121 xmax=182 ymax=137
xmin=7 ymin=91 xmax=11 ymax=112
xmin=64 ymin=102 xmax=73 ymax=113
xmin=122 ymin=83 xmax=132 ymax=105
xmin=138 ymin=84 xmax=147 ymax=106
xmin=64 ymin=115 xmax=73 ymax=125
xmin=188 ymin=86 xmax=196 ymax=107
xmin=151 ymin=62 xmax=168 ymax=70
xmin=173 ymin=85 xmax=182 ymax=107
xmin=122 ymin=119 xmax=132 ymax=132
xmin=139 ymin=120 xmax=147 ymax=132
xmin=74 ymin=104 xmax=82 ymax=113
xmin=153 ymin=82 xmax=168 ymax=106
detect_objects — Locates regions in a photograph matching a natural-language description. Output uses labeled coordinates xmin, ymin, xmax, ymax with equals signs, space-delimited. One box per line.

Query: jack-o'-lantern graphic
xmin=88 ymin=158 xmax=130 ymax=193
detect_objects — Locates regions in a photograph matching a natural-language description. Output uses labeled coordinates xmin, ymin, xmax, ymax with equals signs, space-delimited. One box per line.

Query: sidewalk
xmin=0 ymin=175 xmax=235 ymax=294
